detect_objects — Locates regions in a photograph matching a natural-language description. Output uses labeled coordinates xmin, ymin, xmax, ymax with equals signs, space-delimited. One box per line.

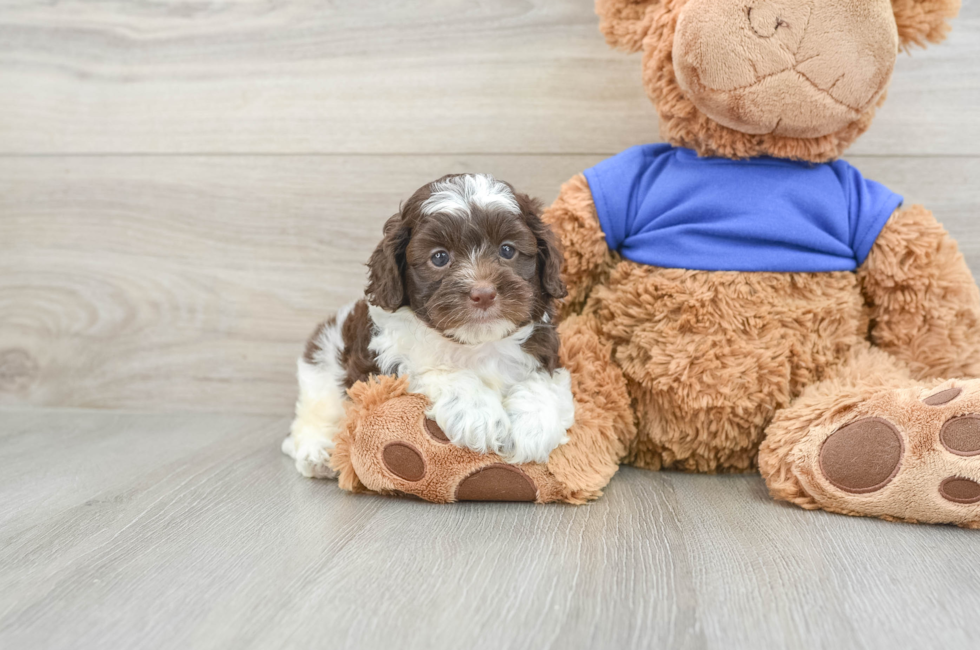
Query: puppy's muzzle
xmin=469 ymin=283 xmax=497 ymax=311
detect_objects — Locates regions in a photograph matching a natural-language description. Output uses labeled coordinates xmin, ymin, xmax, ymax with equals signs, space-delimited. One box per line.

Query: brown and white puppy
xmin=283 ymin=174 xmax=575 ymax=478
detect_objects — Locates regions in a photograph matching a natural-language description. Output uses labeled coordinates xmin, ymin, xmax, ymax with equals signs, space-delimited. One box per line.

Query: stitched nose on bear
xmin=672 ymin=0 xmax=899 ymax=139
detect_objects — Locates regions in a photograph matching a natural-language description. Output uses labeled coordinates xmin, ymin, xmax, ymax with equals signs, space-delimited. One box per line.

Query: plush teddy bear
xmin=328 ymin=0 xmax=980 ymax=527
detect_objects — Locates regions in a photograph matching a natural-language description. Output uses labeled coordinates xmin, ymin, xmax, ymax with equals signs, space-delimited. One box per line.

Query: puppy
xmin=283 ymin=173 xmax=575 ymax=478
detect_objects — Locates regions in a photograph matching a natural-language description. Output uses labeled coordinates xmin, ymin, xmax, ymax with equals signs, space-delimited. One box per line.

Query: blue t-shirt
xmin=582 ymin=144 xmax=904 ymax=272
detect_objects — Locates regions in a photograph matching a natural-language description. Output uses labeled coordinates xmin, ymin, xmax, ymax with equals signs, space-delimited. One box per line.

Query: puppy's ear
xmin=366 ymin=212 xmax=411 ymax=311
xmin=516 ymin=192 xmax=567 ymax=301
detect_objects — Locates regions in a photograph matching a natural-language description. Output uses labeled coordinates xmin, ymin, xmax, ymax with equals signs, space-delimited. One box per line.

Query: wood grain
xmin=1 ymin=408 xmax=978 ymax=650
xmin=0 ymin=0 xmax=977 ymax=156
xmin=2 ymin=154 xmax=978 ymax=414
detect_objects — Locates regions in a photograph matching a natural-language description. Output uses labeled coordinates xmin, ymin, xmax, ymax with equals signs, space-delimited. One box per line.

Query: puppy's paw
xmin=287 ymin=370 xmax=345 ymax=479
xmin=429 ymin=390 xmax=511 ymax=456
xmin=501 ymin=370 xmax=575 ymax=464
xmin=282 ymin=430 xmax=338 ymax=479
xmin=284 ymin=435 xmax=338 ymax=479
xmin=499 ymin=406 xmax=571 ymax=464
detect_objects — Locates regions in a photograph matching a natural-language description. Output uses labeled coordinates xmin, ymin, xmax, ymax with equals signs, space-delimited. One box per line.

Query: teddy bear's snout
xmin=671 ymin=0 xmax=898 ymax=139
xmin=745 ymin=3 xmax=797 ymax=40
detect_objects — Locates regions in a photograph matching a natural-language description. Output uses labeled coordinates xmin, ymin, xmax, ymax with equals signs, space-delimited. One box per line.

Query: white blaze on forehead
xmin=421 ymin=174 xmax=520 ymax=218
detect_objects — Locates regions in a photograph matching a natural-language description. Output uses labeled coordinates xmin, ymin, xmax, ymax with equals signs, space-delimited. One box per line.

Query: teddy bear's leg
xmin=760 ymin=344 xmax=980 ymax=527
xmin=539 ymin=314 xmax=637 ymax=501
xmin=330 ymin=315 xmax=635 ymax=503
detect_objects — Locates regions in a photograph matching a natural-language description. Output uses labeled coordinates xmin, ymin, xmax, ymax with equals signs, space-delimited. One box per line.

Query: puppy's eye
xmin=430 ymin=250 xmax=450 ymax=268
xmin=499 ymin=244 xmax=516 ymax=260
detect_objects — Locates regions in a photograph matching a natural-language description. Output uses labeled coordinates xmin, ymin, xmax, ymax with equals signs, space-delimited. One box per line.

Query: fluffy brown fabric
xmin=545 ymin=315 xmax=636 ymax=502
xmin=759 ymin=353 xmax=980 ymax=529
xmin=540 ymin=173 xmax=621 ymax=317
xmin=641 ymin=0 xmax=886 ymax=162
xmin=756 ymin=207 xmax=980 ymax=526
xmin=591 ymin=262 xmax=867 ymax=473
xmin=858 ymin=205 xmax=980 ymax=380
xmin=892 ymin=0 xmax=961 ymax=49
xmin=596 ymin=0 xmax=659 ymax=53
xmin=672 ymin=0 xmax=898 ymax=140
xmin=758 ymin=344 xmax=915 ymax=512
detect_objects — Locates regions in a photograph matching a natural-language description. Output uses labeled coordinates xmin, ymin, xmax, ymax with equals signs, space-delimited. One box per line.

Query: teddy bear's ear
xmin=892 ymin=0 xmax=961 ymax=50
xmin=595 ymin=0 xmax=660 ymax=53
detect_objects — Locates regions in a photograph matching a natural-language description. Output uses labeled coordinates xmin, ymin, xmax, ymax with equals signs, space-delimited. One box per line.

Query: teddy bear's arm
xmin=858 ymin=204 xmax=980 ymax=379
xmin=541 ymin=173 xmax=619 ymax=317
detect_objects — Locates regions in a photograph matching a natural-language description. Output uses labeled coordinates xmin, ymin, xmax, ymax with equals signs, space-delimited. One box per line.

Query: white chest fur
xmin=367 ymin=305 xmax=540 ymax=393
xmin=366 ymin=304 xmax=574 ymax=464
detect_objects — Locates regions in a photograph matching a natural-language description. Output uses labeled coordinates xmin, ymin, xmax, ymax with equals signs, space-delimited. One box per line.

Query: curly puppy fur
xmin=287 ymin=173 xmax=576 ymax=477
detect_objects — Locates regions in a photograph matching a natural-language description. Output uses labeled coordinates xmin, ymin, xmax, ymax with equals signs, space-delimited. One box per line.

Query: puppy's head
xmin=366 ymin=174 xmax=566 ymax=344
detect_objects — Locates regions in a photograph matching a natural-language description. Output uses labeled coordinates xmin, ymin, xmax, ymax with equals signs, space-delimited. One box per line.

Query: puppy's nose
xmin=469 ymin=284 xmax=497 ymax=310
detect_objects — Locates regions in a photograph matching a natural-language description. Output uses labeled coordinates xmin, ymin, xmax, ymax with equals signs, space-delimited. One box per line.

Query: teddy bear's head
xmin=598 ymin=0 xmax=960 ymax=161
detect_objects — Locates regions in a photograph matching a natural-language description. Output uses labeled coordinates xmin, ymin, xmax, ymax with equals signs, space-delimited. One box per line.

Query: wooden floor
xmin=2 ymin=1 xmax=980 ymax=648
xmin=2 ymin=408 xmax=979 ymax=650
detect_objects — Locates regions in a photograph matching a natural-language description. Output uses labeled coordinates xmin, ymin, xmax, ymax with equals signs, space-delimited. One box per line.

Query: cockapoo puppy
xmin=283 ymin=173 xmax=576 ymax=478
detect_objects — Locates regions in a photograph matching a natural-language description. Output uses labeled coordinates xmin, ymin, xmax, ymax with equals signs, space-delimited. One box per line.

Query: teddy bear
xmin=325 ymin=0 xmax=980 ymax=527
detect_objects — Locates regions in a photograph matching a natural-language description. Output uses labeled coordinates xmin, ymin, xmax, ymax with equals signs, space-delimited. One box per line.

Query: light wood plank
xmin=0 ymin=1 xmax=976 ymax=156
xmin=2 ymin=154 xmax=979 ymax=414
xmin=668 ymin=473 xmax=980 ymax=649
xmin=1 ymin=408 xmax=978 ymax=650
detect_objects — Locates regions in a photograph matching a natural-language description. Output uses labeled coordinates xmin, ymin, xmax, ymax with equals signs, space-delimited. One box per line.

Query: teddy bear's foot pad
xmin=940 ymin=414 xmax=980 ymax=456
xmin=455 ymin=464 xmax=537 ymax=502
xmin=379 ymin=438 xmax=537 ymax=501
xmin=819 ymin=418 xmax=903 ymax=494
xmin=795 ymin=380 xmax=980 ymax=527
xmin=939 ymin=477 xmax=980 ymax=504
xmin=345 ymin=392 xmax=566 ymax=503
xmin=381 ymin=442 xmax=426 ymax=482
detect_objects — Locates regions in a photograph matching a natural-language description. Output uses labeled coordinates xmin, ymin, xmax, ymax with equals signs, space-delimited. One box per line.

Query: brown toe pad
xmin=424 ymin=419 xmax=450 ymax=444
xmin=923 ymin=387 xmax=963 ymax=406
xmin=819 ymin=417 xmax=903 ymax=494
xmin=940 ymin=415 xmax=980 ymax=457
xmin=382 ymin=442 xmax=426 ymax=482
xmin=456 ymin=464 xmax=537 ymax=502
xmin=939 ymin=477 xmax=980 ymax=504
